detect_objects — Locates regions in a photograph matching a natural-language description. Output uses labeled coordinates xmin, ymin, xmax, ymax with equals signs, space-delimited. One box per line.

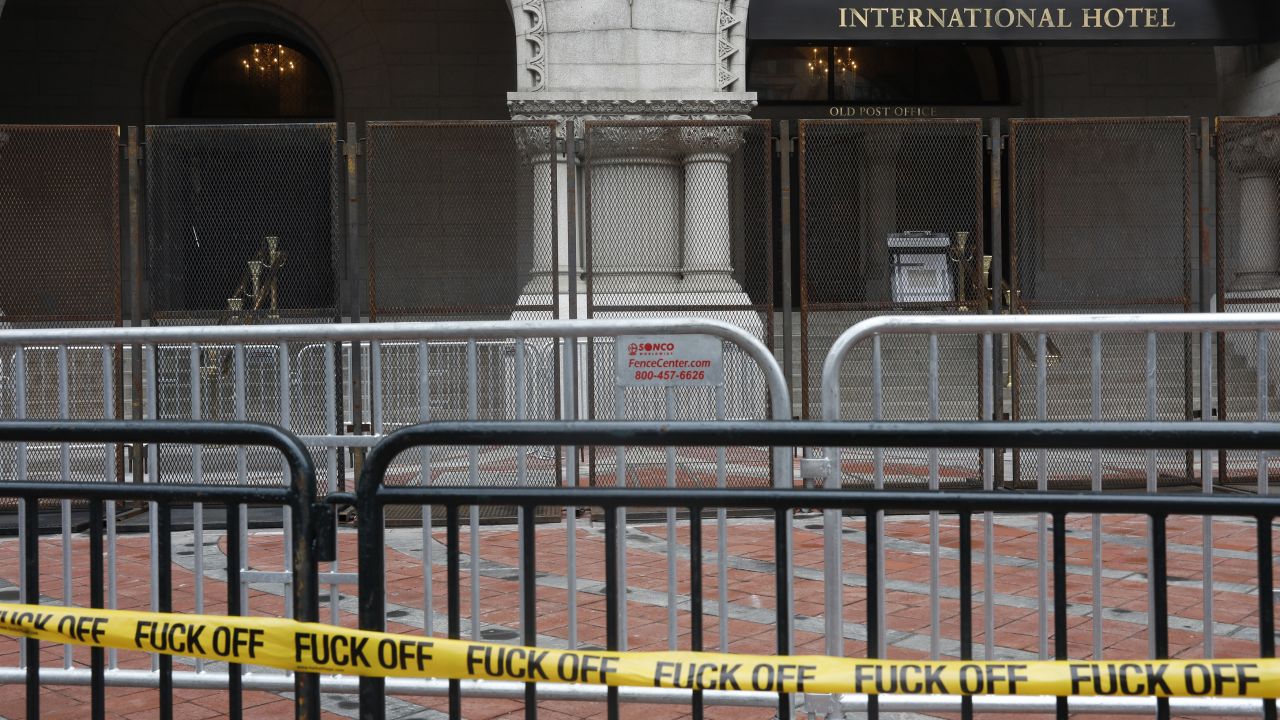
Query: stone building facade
xmin=0 ymin=2 xmax=1276 ymax=314
xmin=2 ymin=1 xmax=1280 ymax=425
xmin=2 ymin=1 xmax=1276 ymax=125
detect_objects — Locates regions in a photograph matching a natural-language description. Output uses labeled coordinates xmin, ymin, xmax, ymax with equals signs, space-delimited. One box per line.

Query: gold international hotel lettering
xmin=837 ymin=7 xmax=1177 ymax=30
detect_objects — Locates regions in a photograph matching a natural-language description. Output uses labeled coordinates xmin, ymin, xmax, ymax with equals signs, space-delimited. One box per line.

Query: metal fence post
xmin=127 ymin=126 xmax=144 ymax=482
xmin=346 ymin=121 xmax=364 ymax=484
xmin=565 ymin=117 xmax=578 ymax=420
xmin=989 ymin=117 xmax=1004 ymax=485
xmin=563 ymin=118 xmax=582 ymax=646
xmin=780 ymin=120 xmax=794 ymax=414
xmin=1199 ymin=120 xmax=1218 ymax=659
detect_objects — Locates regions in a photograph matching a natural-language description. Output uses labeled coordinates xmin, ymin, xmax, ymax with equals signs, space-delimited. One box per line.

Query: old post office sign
xmin=748 ymin=1 xmax=1273 ymax=44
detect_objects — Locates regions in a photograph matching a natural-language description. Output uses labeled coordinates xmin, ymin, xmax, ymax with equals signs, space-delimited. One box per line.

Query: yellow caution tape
xmin=0 ymin=603 xmax=1277 ymax=697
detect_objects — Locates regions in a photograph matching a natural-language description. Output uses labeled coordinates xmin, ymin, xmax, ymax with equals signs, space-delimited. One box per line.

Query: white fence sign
xmin=615 ymin=335 xmax=724 ymax=387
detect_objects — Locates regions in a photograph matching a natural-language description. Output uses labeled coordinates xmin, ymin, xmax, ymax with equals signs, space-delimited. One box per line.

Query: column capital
xmin=511 ymin=124 xmax=557 ymax=163
xmin=589 ymin=125 xmax=684 ymax=161
xmin=1224 ymin=125 xmax=1280 ymax=174
xmin=677 ymin=125 xmax=746 ymax=158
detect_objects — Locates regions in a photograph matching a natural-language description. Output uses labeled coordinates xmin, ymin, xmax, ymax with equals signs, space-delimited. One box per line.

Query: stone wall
xmin=0 ymin=0 xmax=516 ymax=125
xmin=1031 ymin=46 xmax=1220 ymax=118
xmin=534 ymin=0 xmax=723 ymax=92
xmin=1218 ymin=43 xmax=1280 ymax=116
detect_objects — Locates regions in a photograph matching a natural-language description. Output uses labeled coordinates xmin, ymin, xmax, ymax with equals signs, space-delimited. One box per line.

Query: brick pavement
xmin=0 ymin=510 xmax=1273 ymax=719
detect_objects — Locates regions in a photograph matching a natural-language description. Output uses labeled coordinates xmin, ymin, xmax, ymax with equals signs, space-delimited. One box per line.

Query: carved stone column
xmin=859 ymin=132 xmax=901 ymax=302
xmin=1225 ymin=127 xmax=1280 ymax=291
xmin=508 ymin=95 xmax=765 ymax=427
xmin=507 ymin=94 xmax=758 ymax=313
xmin=513 ymin=125 xmax=558 ymax=296
xmin=504 ymin=94 xmax=752 ymax=301
xmin=1221 ymin=125 xmax=1280 ymax=399
xmin=589 ymin=125 xmax=683 ymax=291
xmin=678 ymin=125 xmax=744 ymax=292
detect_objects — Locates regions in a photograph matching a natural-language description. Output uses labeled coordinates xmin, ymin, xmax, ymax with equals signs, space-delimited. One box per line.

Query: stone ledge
xmin=508 ymin=91 xmax=757 ymax=125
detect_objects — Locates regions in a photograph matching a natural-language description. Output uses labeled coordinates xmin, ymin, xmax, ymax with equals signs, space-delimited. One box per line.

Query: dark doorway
xmin=147 ymin=33 xmax=339 ymax=321
xmin=748 ymin=45 xmax=1009 ymax=106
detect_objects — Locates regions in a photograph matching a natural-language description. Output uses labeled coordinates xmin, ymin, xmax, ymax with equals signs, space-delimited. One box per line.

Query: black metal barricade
xmin=0 ymin=420 xmax=325 ymax=720
xmin=352 ymin=421 xmax=1280 ymax=720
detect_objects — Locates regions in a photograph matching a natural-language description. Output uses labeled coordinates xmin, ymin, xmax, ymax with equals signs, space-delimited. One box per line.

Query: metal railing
xmin=3 ymin=418 xmax=1278 ymax=717
xmin=818 ymin=312 xmax=1280 ymax=666
xmin=349 ymin=420 xmax=1280 ymax=720
xmin=0 ymin=420 xmax=323 ymax=720
xmin=0 ymin=319 xmax=790 ymax=656
xmin=0 ymin=318 xmax=789 ymax=473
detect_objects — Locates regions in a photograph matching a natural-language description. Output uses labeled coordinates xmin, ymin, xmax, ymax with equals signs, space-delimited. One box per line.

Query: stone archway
xmin=140 ymin=5 xmax=348 ymax=321
xmin=142 ymin=3 xmax=343 ymax=125
xmin=506 ymin=0 xmax=549 ymax=92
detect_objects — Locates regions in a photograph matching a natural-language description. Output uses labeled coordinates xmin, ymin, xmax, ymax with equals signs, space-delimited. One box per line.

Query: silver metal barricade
xmin=818 ymin=312 xmax=1280 ymax=677
xmin=0 ymin=318 xmax=791 ymax=701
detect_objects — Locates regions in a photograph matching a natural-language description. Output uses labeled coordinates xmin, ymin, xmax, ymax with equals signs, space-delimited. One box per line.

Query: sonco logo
xmin=624 ymin=340 xmax=675 ymax=353
xmin=627 ymin=342 xmax=676 ymax=356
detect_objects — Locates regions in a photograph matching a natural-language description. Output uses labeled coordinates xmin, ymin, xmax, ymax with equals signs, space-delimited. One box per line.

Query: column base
xmin=1225 ymin=289 xmax=1280 ymax=401
xmin=1230 ymin=272 xmax=1280 ymax=293
xmin=511 ymin=288 xmax=765 ymax=340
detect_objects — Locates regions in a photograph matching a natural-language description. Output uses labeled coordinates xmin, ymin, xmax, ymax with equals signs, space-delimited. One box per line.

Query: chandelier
xmin=242 ymin=43 xmax=296 ymax=74
xmin=808 ymin=47 xmax=858 ymax=79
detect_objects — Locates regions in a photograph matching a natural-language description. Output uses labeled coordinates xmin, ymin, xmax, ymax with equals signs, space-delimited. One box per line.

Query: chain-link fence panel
xmin=366 ymin=121 xmax=557 ymax=321
xmin=361 ymin=338 xmax=560 ymax=513
xmin=0 ymin=345 xmax=120 ymax=489
xmin=150 ymin=342 xmax=310 ymax=486
xmin=0 ymin=125 xmax=121 ymax=327
xmin=582 ymin=121 xmax=774 ymax=487
xmin=143 ymin=124 xmax=341 ymax=490
xmin=0 ymin=126 xmax=122 ymax=484
xmin=145 ymin=123 xmax=340 ymax=324
xmin=799 ymin=119 xmax=985 ymax=487
xmin=1215 ymin=117 xmax=1280 ymax=485
xmin=365 ymin=122 xmax=560 ymax=504
xmin=1009 ymin=117 xmax=1193 ymax=488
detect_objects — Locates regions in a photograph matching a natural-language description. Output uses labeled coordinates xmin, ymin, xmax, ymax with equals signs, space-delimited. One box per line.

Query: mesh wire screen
xmin=143 ymin=124 xmax=341 ymax=490
xmin=1009 ymin=118 xmax=1193 ymax=488
xmin=145 ymin=123 xmax=340 ymax=324
xmin=799 ymin=120 xmax=986 ymax=489
xmin=0 ymin=125 xmax=121 ymax=326
xmin=582 ymin=121 xmax=774 ymax=487
xmin=366 ymin=121 xmax=557 ymax=321
xmin=1218 ymin=117 xmax=1280 ymax=303
xmin=140 ymin=341 xmax=346 ymax=493
xmin=799 ymin=120 xmax=985 ymax=425
xmin=1009 ymin=118 xmax=1191 ymax=309
xmin=366 ymin=339 xmax=560 ymax=502
xmin=0 ymin=346 xmax=120 ymax=485
xmin=1216 ymin=117 xmax=1280 ymax=483
xmin=0 ymin=126 xmax=122 ymax=481
xmin=584 ymin=121 xmax=773 ymax=316
xmin=365 ymin=123 xmax=561 ymax=500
